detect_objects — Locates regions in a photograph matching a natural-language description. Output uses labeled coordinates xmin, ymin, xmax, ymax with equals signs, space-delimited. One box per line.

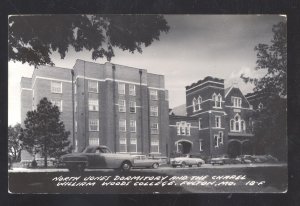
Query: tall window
xmin=230 ymin=114 xmax=246 ymax=132
xmin=74 ymin=83 xmax=77 ymax=94
xmin=75 ymin=101 xmax=77 ymax=112
xmin=51 ymin=81 xmax=62 ymax=93
xmin=130 ymin=120 xmax=136 ymax=132
xmin=119 ymin=99 xmax=126 ymax=112
xmin=129 ymin=133 xmax=137 ymax=153
xmin=232 ymin=97 xmax=242 ymax=108
xmin=213 ymin=93 xmax=222 ymax=108
xmin=150 ymin=89 xmax=158 ymax=100
xmin=193 ymin=96 xmax=202 ymax=112
xmin=199 ymin=139 xmax=203 ymax=151
xmin=219 ymin=131 xmax=223 ymax=145
xmin=150 ymin=138 xmax=159 ymax=153
xmin=51 ymin=100 xmax=63 ymax=112
xmin=199 ymin=118 xmax=202 ymax=129
xmin=151 ymin=123 xmax=159 ymax=134
xmin=129 ymin=101 xmax=136 ymax=113
xmin=89 ymin=99 xmax=99 ymax=111
xmin=150 ymin=106 xmax=158 ymax=116
xmin=119 ymin=134 xmax=127 ymax=153
xmin=129 ymin=84 xmax=136 ymax=96
xmin=118 ymin=83 xmax=125 ymax=95
xmin=186 ymin=123 xmax=191 ymax=135
xmin=214 ymin=135 xmax=219 ymax=147
xmin=165 ymin=91 xmax=169 ymax=101
xmin=89 ymin=137 xmax=99 ymax=146
xmin=89 ymin=119 xmax=99 ymax=131
xmin=88 ymin=80 xmax=98 ymax=93
xmin=119 ymin=119 xmax=126 ymax=132
xmin=75 ymin=121 xmax=77 ymax=133
xmin=215 ymin=116 xmax=221 ymax=128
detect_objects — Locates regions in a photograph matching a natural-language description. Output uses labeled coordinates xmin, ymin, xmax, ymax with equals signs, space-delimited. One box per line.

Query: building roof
xmin=169 ymin=104 xmax=187 ymax=116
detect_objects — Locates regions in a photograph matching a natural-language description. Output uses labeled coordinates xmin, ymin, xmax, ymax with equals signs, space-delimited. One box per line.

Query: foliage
xmin=241 ymin=21 xmax=287 ymax=161
xmin=9 ymin=15 xmax=170 ymax=67
xmin=8 ymin=124 xmax=23 ymax=162
xmin=241 ymin=21 xmax=287 ymax=97
xmin=20 ymin=98 xmax=71 ymax=167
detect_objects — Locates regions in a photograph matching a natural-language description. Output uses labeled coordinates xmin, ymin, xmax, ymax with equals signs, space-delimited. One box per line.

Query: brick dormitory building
xmin=20 ymin=60 xmax=255 ymax=159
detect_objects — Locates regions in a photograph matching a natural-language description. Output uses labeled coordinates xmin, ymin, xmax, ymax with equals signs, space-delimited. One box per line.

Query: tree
xmin=9 ymin=15 xmax=170 ymax=68
xmin=8 ymin=124 xmax=23 ymax=162
xmin=21 ymin=98 xmax=71 ymax=167
xmin=241 ymin=21 xmax=287 ymax=160
xmin=241 ymin=21 xmax=287 ymax=97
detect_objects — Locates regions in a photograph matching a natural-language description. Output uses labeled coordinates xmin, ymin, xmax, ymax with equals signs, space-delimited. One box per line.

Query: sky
xmin=8 ymin=14 xmax=285 ymax=126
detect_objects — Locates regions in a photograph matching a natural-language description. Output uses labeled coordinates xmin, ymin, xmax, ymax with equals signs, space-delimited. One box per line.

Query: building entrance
xmin=176 ymin=140 xmax=193 ymax=154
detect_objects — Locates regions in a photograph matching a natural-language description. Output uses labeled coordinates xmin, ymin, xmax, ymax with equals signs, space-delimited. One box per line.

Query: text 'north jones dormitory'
xmin=21 ymin=60 xmax=256 ymax=158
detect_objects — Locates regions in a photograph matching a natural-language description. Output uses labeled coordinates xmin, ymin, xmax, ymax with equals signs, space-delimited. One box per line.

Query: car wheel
xmin=120 ymin=161 xmax=132 ymax=172
xmin=76 ymin=163 xmax=85 ymax=173
xmin=189 ymin=165 xmax=192 ymax=168
xmin=152 ymin=163 xmax=159 ymax=169
xmin=197 ymin=162 xmax=202 ymax=167
xmin=181 ymin=162 xmax=186 ymax=168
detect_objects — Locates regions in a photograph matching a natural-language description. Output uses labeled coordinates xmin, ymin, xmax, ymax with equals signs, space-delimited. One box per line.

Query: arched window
xmin=212 ymin=93 xmax=222 ymax=108
xmin=241 ymin=120 xmax=245 ymax=131
xmin=192 ymin=97 xmax=197 ymax=112
xmin=230 ymin=114 xmax=246 ymax=132
xmin=197 ymin=96 xmax=202 ymax=110
xmin=230 ymin=119 xmax=235 ymax=131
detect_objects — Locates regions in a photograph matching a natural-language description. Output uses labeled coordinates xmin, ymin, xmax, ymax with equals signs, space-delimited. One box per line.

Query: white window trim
xmin=89 ymin=119 xmax=99 ymax=131
xmin=215 ymin=116 xmax=221 ymax=128
xmin=199 ymin=139 xmax=203 ymax=151
xmin=150 ymin=106 xmax=158 ymax=116
xmin=88 ymin=80 xmax=98 ymax=93
xmin=130 ymin=137 xmax=137 ymax=153
xmin=232 ymin=96 xmax=242 ymax=108
xmin=51 ymin=99 xmax=63 ymax=112
xmin=214 ymin=134 xmax=219 ymax=148
xmin=198 ymin=118 xmax=202 ymax=130
xmin=130 ymin=120 xmax=136 ymax=133
xmin=151 ymin=123 xmax=159 ymax=134
xmin=119 ymin=119 xmax=126 ymax=132
xmin=129 ymin=101 xmax=136 ymax=113
xmin=118 ymin=83 xmax=126 ymax=95
xmin=150 ymin=89 xmax=158 ymax=100
xmin=129 ymin=84 xmax=136 ymax=96
xmin=89 ymin=137 xmax=100 ymax=146
xmin=219 ymin=131 xmax=224 ymax=145
xmin=119 ymin=137 xmax=127 ymax=153
xmin=119 ymin=99 xmax=126 ymax=112
xmin=88 ymin=99 xmax=99 ymax=111
xmin=150 ymin=139 xmax=160 ymax=153
xmin=230 ymin=114 xmax=246 ymax=132
xmin=51 ymin=81 xmax=62 ymax=93
xmin=212 ymin=93 xmax=222 ymax=108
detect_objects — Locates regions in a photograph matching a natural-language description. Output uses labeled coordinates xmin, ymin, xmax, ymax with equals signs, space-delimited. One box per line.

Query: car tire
xmin=120 ymin=161 xmax=132 ymax=172
xmin=181 ymin=162 xmax=186 ymax=168
xmin=189 ymin=165 xmax=192 ymax=168
xmin=68 ymin=163 xmax=85 ymax=173
xmin=197 ymin=162 xmax=202 ymax=167
xmin=152 ymin=163 xmax=159 ymax=169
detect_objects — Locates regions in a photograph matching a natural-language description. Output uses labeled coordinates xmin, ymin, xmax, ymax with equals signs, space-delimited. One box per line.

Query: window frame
xmin=119 ymin=119 xmax=126 ymax=132
xmin=89 ymin=119 xmax=99 ymax=131
xmin=119 ymin=136 xmax=127 ymax=153
xmin=150 ymin=89 xmax=158 ymax=100
xmin=150 ymin=106 xmax=158 ymax=116
xmin=215 ymin=116 xmax=221 ymax=128
xmin=51 ymin=81 xmax=62 ymax=93
xmin=88 ymin=80 xmax=98 ymax=93
xmin=129 ymin=84 xmax=136 ymax=96
xmin=118 ymin=99 xmax=126 ymax=112
xmin=151 ymin=123 xmax=159 ymax=134
xmin=88 ymin=99 xmax=99 ymax=111
xmin=150 ymin=138 xmax=159 ymax=153
xmin=129 ymin=101 xmax=136 ymax=113
xmin=51 ymin=99 xmax=63 ymax=112
xmin=130 ymin=120 xmax=136 ymax=132
xmin=118 ymin=83 xmax=126 ymax=95
xmin=89 ymin=137 xmax=100 ymax=146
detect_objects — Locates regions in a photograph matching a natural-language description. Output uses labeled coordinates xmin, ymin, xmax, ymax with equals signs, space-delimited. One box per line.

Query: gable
xmin=225 ymin=87 xmax=250 ymax=108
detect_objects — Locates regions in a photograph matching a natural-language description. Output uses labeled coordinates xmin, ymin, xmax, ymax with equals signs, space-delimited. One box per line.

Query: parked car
xmin=210 ymin=156 xmax=229 ymax=165
xmin=131 ymin=155 xmax=160 ymax=169
xmin=170 ymin=154 xmax=205 ymax=168
xmin=59 ymin=145 xmax=134 ymax=172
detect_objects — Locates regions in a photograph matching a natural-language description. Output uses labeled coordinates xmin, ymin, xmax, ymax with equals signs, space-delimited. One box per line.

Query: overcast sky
xmin=8 ymin=14 xmax=285 ymax=126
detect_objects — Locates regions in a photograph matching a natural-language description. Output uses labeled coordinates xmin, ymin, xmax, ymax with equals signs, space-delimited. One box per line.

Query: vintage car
xmin=170 ymin=154 xmax=205 ymax=168
xmin=131 ymin=155 xmax=160 ymax=169
xmin=59 ymin=145 xmax=134 ymax=172
xmin=210 ymin=155 xmax=230 ymax=165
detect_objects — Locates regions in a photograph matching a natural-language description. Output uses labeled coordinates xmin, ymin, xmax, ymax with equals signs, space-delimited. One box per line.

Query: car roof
xmin=85 ymin=145 xmax=108 ymax=149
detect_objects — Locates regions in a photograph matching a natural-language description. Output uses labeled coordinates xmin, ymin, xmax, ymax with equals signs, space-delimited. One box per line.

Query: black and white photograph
xmin=8 ymin=14 xmax=287 ymax=194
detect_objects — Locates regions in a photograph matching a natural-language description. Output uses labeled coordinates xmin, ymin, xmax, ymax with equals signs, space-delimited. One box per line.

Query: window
xmin=219 ymin=132 xmax=223 ymax=145
xmin=199 ymin=118 xmax=202 ymax=130
xmin=119 ymin=136 xmax=127 ymax=153
xmin=176 ymin=121 xmax=191 ymax=136
xmin=51 ymin=81 xmax=62 ymax=93
xmin=89 ymin=99 xmax=99 ymax=111
xmin=150 ymin=89 xmax=158 ymax=100
xmin=230 ymin=114 xmax=246 ymax=132
xmin=129 ymin=101 xmax=136 ymax=113
xmin=89 ymin=137 xmax=99 ymax=146
xmin=193 ymin=96 xmax=202 ymax=112
xmin=214 ymin=135 xmax=219 ymax=147
xmin=150 ymin=106 xmax=158 ymax=116
xmin=51 ymin=100 xmax=63 ymax=112
xmin=119 ymin=119 xmax=126 ymax=132
xmin=186 ymin=123 xmax=191 ymax=135
xmin=118 ymin=83 xmax=125 ymax=95
xmin=75 ymin=101 xmax=77 ymax=112
xmin=215 ymin=116 xmax=221 ymax=128
xmin=150 ymin=139 xmax=159 ymax=153
xmin=74 ymin=83 xmax=77 ymax=94
xmin=130 ymin=120 xmax=136 ymax=132
xmin=88 ymin=80 xmax=98 ymax=93
xmin=232 ymin=97 xmax=242 ymax=108
xmin=151 ymin=123 xmax=159 ymax=134
xmin=199 ymin=139 xmax=203 ymax=151
xmin=129 ymin=133 xmax=137 ymax=153
xmin=75 ymin=121 xmax=77 ymax=133
xmin=213 ymin=93 xmax=222 ymax=108
xmin=89 ymin=119 xmax=99 ymax=131
xmin=129 ymin=84 xmax=136 ymax=96
xmin=119 ymin=99 xmax=126 ymax=112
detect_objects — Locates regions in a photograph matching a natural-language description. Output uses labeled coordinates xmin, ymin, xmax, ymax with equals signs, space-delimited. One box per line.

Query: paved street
xmin=8 ymin=163 xmax=287 ymax=194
